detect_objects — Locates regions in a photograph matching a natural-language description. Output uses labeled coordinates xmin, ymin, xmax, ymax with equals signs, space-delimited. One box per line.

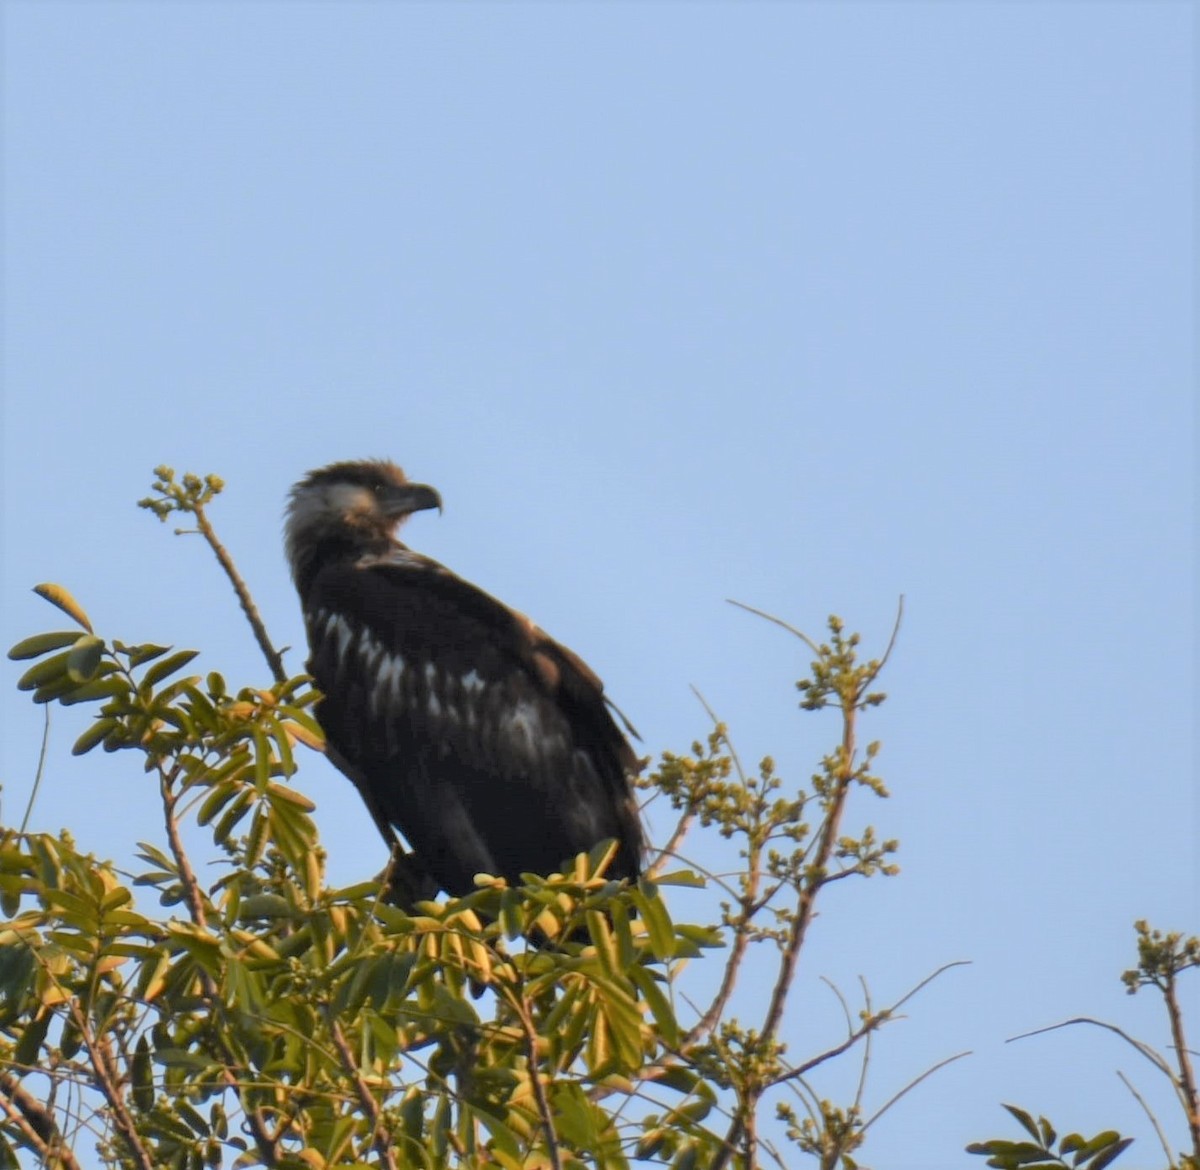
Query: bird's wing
xmin=302 ymin=551 xmax=643 ymax=891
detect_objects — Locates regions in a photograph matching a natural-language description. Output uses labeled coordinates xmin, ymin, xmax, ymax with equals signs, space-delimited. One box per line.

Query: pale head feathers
xmin=284 ymin=459 xmax=441 ymax=586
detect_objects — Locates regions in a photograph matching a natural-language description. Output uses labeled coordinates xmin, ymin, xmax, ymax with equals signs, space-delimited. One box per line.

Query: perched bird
xmin=284 ymin=459 xmax=644 ymax=898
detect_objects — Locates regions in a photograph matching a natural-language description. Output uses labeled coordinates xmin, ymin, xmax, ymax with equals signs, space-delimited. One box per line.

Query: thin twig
xmin=1116 ymin=1069 xmax=1175 ymax=1167
xmin=1163 ymin=969 xmax=1200 ymax=1156
xmin=726 ymin=600 xmax=821 ymax=656
xmin=873 ymin=595 xmax=905 ymax=677
xmin=192 ymin=501 xmax=287 ymax=684
xmin=513 ymin=993 xmax=562 ymax=1170
xmin=19 ymin=705 xmax=52 ymax=833
xmin=160 ymin=776 xmax=208 ymax=930
xmin=681 ymin=692 xmax=760 ymax=1046
xmin=861 ymin=1049 xmax=972 ymax=1130
xmin=1008 ymin=1017 xmax=1174 ymax=1079
xmin=647 ymin=808 xmax=696 ymax=878
xmin=64 ymin=1000 xmax=155 ymax=1170
xmin=329 ymin=1015 xmax=398 ymax=1170
xmin=0 ymin=1069 xmax=85 ymax=1170
xmin=159 ymin=766 xmax=281 ymax=1163
xmin=711 ymin=675 xmax=860 ymax=1170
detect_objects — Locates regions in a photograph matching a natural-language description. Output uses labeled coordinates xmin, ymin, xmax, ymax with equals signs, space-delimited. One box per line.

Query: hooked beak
xmin=383 ymin=482 xmax=442 ymax=519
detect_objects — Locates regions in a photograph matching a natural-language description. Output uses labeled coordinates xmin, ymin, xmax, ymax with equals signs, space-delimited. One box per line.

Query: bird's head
xmin=285 ymin=459 xmax=442 ymax=581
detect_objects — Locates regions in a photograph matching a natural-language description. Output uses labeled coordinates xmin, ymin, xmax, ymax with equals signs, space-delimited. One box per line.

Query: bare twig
xmin=19 ymin=705 xmax=52 ymax=833
xmin=159 ymin=766 xmax=281 ymax=1164
xmin=861 ymin=1049 xmax=971 ymax=1130
xmin=712 ymin=609 xmax=892 ymax=1170
xmin=726 ymin=600 xmax=822 ymax=656
xmin=1008 ymin=1017 xmax=1174 ymax=1079
xmin=762 ymin=701 xmax=855 ymax=1049
xmin=874 ymin=595 xmax=905 ymax=676
xmin=681 ymin=692 xmax=761 ymax=1046
xmin=191 ymin=501 xmax=287 ymax=684
xmin=1163 ymin=968 xmax=1200 ymax=1156
xmin=512 ymin=993 xmax=562 ymax=1170
xmin=1117 ymin=1069 xmax=1175 ymax=1167
xmin=64 ymin=1000 xmax=155 ymax=1170
xmin=769 ymin=961 xmax=971 ymax=1090
xmin=647 ymin=808 xmax=696 ymax=878
xmin=0 ymin=1069 xmax=85 ymax=1170
xmin=329 ymin=1015 xmax=398 ymax=1170
xmin=159 ymin=773 xmax=209 ymax=930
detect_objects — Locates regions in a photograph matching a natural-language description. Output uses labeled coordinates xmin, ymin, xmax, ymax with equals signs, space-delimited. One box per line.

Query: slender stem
xmin=160 ymin=776 xmax=208 ymax=930
xmin=510 ymin=992 xmax=562 ymax=1170
xmin=763 ymin=702 xmax=857 ymax=1051
xmin=1116 ymin=1070 xmax=1175 ymax=1167
xmin=711 ymin=693 xmax=860 ymax=1170
xmin=743 ymin=1094 xmax=759 ymax=1170
xmin=684 ymin=872 xmax=758 ymax=1048
xmin=19 ymin=705 xmax=52 ymax=833
xmin=65 ymin=1000 xmax=155 ymax=1170
xmin=682 ymin=697 xmax=762 ymax=1046
xmin=0 ymin=1070 xmax=84 ymax=1170
xmin=329 ymin=1015 xmax=398 ymax=1170
xmin=159 ymin=766 xmax=280 ymax=1163
xmin=192 ymin=502 xmax=287 ymax=683
xmin=860 ymin=1049 xmax=972 ymax=1129
xmin=647 ymin=808 xmax=695 ymax=878
xmin=1163 ymin=970 xmax=1200 ymax=1157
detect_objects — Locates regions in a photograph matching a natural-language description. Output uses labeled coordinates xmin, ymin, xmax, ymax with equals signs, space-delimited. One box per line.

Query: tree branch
xmin=1164 ymin=968 xmax=1200 ymax=1158
xmin=191 ymin=501 xmax=287 ymax=684
xmin=711 ymin=667 xmax=862 ymax=1170
xmin=160 ymin=767 xmax=281 ymax=1164
xmin=64 ymin=999 xmax=155 ymax=1170
xmin=0 ymin=1069 xmax=84 ymax=1170
xmin=517 ymin=995 xmax=563 ymax=1170
xmin=328 ymin=1015 xmax=398 ymax=1170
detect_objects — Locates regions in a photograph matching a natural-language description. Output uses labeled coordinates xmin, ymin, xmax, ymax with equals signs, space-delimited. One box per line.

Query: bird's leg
xmin=382 ymin=843 xmax=439 ymax=908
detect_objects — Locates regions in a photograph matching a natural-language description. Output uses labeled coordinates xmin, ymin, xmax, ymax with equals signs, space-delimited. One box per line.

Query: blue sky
xmin=2 ymin=2 xmax=1194 ymax=1166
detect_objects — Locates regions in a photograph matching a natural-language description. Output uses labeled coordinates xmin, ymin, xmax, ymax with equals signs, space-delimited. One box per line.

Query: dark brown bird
xmin=284 ymin=459 xmax=644 ymax=897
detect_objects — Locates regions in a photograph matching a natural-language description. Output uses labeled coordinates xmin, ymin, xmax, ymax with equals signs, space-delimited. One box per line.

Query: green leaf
xmin=66 ymin=635 xmax=105 ymax=682
xmin=1002 ymin=1105 xmax=1042 ymax=1144
xmin=652 ymin=868 xmax=707 ymax=888
xmin=634 ymin=883 xmax=676 ymax=960
xmin=251 ymin=728 xmax=271 ymax=793
xmin=629 ymin=963 xmax=680 ymax=1047
xmin=17 ymin=651 xmax=71 ymax=691
xmin=126 ymin=643 xmax=171 ymax=668
xmin=672 ymin=1146 xmax=700 ymax=1170
xmin=587 ymin=909 xmax=619 ymax=978
xmin=1088 ymin=1139 xmax=1133 ymax=1170
xmin=7 ymin=630 xmax=85 ymax=660
xmin=197 ymin=782 xmax=241 ymax=827
xmin=141 ymin=649 xmax=200 ymax=689
xmin=244 ymin=807 xmax=268 ymax=867
xmin=14 ymin=1008 xmax=52 ymax=1068
xmin=33 ymin=583 xmax=93 ymax=632
xmin=132 ymin=1034 xmax=154 ymax=1111
xmin=73 ymin=717 xmax=120 ymax=756
xmin=265 ymin=782 xmax=315 ymax=811
xmin=268 ymin=719 xmax=296 ymax=778
xmin=58 ymin=677 xmax=127 ymax=706
xmin=58 ymin=1013 xmax=82 ymax=1060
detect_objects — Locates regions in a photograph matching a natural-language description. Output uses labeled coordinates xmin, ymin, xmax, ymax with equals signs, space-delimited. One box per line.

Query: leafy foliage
xmin=0 ymin=467 xmax=953 ymax=1170
xmin=966 ymin=920 xmax=1200 ymax=1170
xmin=967 ymin=1105 xmax=1132 ymax=1170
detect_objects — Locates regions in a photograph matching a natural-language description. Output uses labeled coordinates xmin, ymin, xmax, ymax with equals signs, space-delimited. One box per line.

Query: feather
xmin=285 ymin=460 xmax=644 ymax=897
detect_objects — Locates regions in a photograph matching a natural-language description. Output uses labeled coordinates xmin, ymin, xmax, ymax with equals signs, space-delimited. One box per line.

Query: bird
xmin=284 ymin=459 xmax=645 ymax=900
